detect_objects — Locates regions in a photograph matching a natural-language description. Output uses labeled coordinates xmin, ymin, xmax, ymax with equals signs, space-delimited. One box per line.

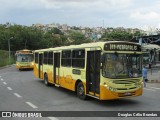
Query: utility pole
xmin=25 ymin=39 xmax=27 ymax=49
xmin=102 ymin=19 xmax=104 ymax=28
xmin=8 ymin=37 xmax=13 ymax=64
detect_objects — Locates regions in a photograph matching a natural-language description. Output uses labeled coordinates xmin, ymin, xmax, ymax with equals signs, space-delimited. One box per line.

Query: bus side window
xmin=61 ymin=50 xmax=71 ymax=67
xmin=72 ymin=49 xmax=85 ymax=68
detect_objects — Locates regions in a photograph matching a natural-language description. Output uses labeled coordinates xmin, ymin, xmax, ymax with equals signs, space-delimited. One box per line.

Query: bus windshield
xmin=102 ymin=53 xmax=142 ymax=78
xmin=16 ymin=54 xmax=33 ymax=62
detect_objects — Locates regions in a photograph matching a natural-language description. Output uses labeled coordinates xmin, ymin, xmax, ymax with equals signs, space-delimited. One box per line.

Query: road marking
xmin=148 ymin=87 xmax=160 ymax=90
xmin=3 ymin=82 xmax=7 ymax=85
xmin=144 ymin=87 xmax=156 ymax=91
xmin=48 ymin=117 xmax=59 ymax=120
xmin=14 ymin=93 xmax=22 ymax=98
xmin=7 ymin=87 xmax=12 ymax=91
xmin=26 ymin=102 xmax=38 ymax=109
xmin=1 ymin=78 xmax=4 ymax=81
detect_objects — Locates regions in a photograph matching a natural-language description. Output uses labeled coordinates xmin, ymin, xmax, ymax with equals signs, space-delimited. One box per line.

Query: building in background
xmin=131 ymin=35 xmax=160 ymax=65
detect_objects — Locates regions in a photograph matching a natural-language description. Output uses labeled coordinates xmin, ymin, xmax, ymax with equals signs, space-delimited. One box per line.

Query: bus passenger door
xmin=38 ymin=53 xmax=43 ymax=78
xmin=54 ymin=52 xmax=60 ymax=85
xmin=86 ymin=50 xmax=100 ymax=97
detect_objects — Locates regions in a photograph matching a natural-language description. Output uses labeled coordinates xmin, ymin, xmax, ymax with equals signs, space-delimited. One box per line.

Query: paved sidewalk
xmin=0 ymin=64 xmax=15 ymax=70
xmin=147 ymin=68 xmax=160 ymax=83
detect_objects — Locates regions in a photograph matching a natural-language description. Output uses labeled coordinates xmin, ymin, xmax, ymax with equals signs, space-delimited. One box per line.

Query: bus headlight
xmin=107 ymin=86 xmax=117 ymax=91
xmin=30 ymin=62 xmax=34 ymax=66
xmin=104 ymin=83 xmax=117 ymax=91
xmin=109 ymin=87 xmax=117 ymax=91
xmin=136 ymin=82 xmax=143 ymax=88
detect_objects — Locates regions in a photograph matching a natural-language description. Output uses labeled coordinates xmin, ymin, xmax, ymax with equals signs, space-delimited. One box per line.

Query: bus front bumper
xmin=100 ymin=86 xmax=143 ymax=100
xmin=16 ymin=63 xmax=34 ymax=69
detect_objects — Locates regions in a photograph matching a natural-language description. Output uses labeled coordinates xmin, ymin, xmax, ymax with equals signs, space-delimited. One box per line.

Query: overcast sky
xmin=1 ymin=0 xmax=160 ymax=29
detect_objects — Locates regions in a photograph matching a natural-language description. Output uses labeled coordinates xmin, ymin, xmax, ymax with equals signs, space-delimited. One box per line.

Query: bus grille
xmin=112 ymin=79 xmax=140 ymax=84
xmin=117 ymin=87 xmax=137 ymax=90
xmin=112 ymin=79 xmax=141 ymax=91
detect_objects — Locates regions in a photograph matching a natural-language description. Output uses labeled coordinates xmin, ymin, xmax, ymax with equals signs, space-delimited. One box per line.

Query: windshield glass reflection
xmin=16 ymin=54 xmax=33 ymax=62
xmin=102 ymin=53 xmax=142 ymax=78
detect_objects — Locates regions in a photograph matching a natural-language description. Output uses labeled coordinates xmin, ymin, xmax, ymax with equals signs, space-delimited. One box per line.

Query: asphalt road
xmin=0 ymin=66 xmax=160 ymax=120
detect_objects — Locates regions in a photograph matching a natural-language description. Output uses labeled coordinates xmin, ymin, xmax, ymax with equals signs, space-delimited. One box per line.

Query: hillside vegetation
xmin=0 ymin=50 xmax=15 ymax=67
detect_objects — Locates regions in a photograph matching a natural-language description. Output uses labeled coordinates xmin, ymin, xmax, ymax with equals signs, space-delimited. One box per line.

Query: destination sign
xmin=104 ymin=43 xmax=141 ymax=51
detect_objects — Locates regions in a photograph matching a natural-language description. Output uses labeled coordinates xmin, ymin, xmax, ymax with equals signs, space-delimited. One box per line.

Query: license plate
xmin=124 ymin=92 xmax=132 ymax=95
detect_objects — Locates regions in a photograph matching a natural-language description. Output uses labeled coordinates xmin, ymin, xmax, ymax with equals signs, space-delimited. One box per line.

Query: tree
xmin=48 ymin=28 xmax=63 ymax=35
xmin=0 ymin=23 xmax=45 ymax=51
xmin=102 ymin=30 xmax=133 ymax=41
xmin=68 ymin=31 xmax=91 ymax=45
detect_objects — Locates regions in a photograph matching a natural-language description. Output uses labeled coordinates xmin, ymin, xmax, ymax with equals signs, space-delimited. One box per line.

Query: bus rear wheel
xmin=44 ymin=74 xmax=49 ymax=86
xmin=77 ymin=82 xmax=87 ymax=100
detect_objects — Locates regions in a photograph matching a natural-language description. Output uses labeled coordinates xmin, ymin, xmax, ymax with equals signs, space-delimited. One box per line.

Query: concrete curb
xmin=147 ymin=80 xmax=160 ymax=83
xmin=0 ymin=64 xmax=15 ymax=70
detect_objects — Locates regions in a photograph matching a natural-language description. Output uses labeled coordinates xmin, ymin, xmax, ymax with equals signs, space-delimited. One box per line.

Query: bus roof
xmin=16 ymin=49 xmax=33 ymax=54
xmin=34 ymin=41 xmax=140 ymax=52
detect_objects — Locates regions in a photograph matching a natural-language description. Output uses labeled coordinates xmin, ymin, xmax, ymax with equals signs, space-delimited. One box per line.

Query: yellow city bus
xmin=15 ymin=49 xmax=34 ymax=70
xmin=33 ymin=41 xmax=143 ymax=100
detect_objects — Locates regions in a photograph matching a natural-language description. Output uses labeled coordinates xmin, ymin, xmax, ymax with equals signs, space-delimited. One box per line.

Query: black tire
xmin=44 ymin=74 xmax=49 ymax=86
xmin=77 ymin=82 xmax=87 ymax=100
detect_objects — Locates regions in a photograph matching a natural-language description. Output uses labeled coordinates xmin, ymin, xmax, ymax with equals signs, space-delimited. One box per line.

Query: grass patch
xmin=0 ymin=50 xmax=15 ymax=67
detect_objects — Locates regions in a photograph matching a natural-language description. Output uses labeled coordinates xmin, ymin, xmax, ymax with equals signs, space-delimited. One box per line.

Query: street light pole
xmin=8 ymin=37 xmax=13 ymax=64
xmin=25 ymin=39 xmax=27 ymax=49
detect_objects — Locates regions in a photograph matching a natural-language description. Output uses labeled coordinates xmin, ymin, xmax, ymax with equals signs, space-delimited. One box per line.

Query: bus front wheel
xmin=77 ymin=82 xmax=87 ymax=100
